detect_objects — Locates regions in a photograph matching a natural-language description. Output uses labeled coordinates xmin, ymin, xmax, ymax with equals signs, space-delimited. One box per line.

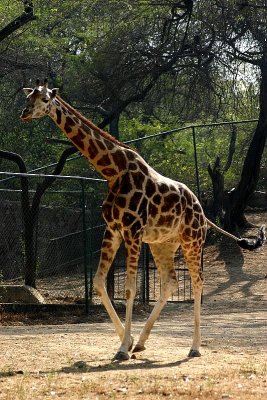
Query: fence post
xmin=192 ymin=126 xmax=204 ymax=303
xmin=192 ymin=126 xmax=201 ymax=199
xmin=144 ymin=243 xmax=150 ymax=303
xmin=88 ymin=205 xmax=94 ymax=301
xmin=81 ymin=179 xmax=89 ymax=314
xmin=140 ymin=244 xmax=146 ymax=304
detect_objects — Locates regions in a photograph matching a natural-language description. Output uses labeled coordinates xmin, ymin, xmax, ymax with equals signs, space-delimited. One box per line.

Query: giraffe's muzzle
xmin=20 ymin=109 xmax=32 ymax=122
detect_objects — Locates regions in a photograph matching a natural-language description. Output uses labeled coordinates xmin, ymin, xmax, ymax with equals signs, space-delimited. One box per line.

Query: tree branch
xmin=0 ymin=1 xmax=36 ymax=43
xmin=31 ymin=146 xmax=79 ymax=216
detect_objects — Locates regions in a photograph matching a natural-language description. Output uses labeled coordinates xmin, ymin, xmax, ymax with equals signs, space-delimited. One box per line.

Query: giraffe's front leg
xmin=113 ymin=237 xmax=141 ymax=361
xmin=133 ymin=242 xmax=178 ymax=354
xmin=93 ymin=228 xmax=126 ymax=343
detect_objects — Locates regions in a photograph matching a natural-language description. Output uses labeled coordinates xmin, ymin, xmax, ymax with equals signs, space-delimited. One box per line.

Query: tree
xmin=208 ymin=125 xmax=237 ymax=222
xmin=0 ymin=1 xmax=36 ymax=43
xmin=0 ymin=146 xmax=77 ymax=288
xmin=199 ymin=0 xmax=267 ymax=229
xmin=0 ymin=0 xmax=266 ymax=229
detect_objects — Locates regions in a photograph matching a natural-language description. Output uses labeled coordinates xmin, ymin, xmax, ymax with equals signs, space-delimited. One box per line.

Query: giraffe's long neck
xmin=49 ymin=96 xmax=131 ymax=183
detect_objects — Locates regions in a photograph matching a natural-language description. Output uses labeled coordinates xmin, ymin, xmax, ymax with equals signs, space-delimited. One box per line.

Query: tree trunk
xmin=109 ymin=112 xmax=120 ymax=139
xmin=0 ymin=147 xmax=78 ymax=288
xmin=23 ymin=210 xmax=37 ymax=287
xmin=224 ymin=56 xmax=267 ymax=230
xmin=207 ymin=125 xmax=237 ymax=224
xmin=207 ymin=156 xmax=225 ymax=221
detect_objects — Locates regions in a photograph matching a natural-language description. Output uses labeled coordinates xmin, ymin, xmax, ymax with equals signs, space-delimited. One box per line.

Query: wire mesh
xmin=0 ymin=171 xmax=193 ymax=306
xmin=2 ymin=118 xmax=262 ymax=306
xmin=0 ymin=172 xmax=106 ymax=304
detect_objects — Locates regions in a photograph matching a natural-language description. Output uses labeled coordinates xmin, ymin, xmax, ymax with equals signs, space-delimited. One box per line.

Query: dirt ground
xmin=0 ymin=212 xmax=266 ymax=399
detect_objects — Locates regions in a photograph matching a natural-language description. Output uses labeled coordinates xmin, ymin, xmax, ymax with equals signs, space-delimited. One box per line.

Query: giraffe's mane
xmin=56 ymin=95 xmax=135 ymax=152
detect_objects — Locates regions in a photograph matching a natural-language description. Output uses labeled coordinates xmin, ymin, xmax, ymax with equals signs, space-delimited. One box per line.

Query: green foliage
xmin=0 ymin=0 xmax=265 ymax=195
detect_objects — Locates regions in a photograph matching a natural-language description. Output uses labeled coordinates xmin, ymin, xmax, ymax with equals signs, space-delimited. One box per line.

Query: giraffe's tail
xmin=206 ymin=219 xmax=266 ymax=251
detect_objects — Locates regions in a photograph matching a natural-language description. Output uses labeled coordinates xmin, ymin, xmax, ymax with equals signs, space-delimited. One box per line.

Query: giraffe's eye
xmin=42 ymin=98 xmax=49 ymax=103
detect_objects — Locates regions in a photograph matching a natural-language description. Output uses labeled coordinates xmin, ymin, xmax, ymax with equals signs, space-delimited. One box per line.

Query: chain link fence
xmin=1 ymin=119 xmax=265 ymax=308
xmin=0 ymin=173 xmax=104 ymax=305
xmin=0 ymin=171 xmax=192 ymax=308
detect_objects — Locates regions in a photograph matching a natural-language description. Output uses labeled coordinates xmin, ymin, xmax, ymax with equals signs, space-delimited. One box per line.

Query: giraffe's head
xmin=20 ymin=79 xmax=58 ymax=122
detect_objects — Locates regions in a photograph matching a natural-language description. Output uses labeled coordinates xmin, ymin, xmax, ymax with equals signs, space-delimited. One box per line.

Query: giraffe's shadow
xmin=34 ymin=356 xmax=193 ymax=377
xmin=204 ymin=235 xmax=262 ymax=300
xmin=61 ymin=356 xmax=192 ymax=374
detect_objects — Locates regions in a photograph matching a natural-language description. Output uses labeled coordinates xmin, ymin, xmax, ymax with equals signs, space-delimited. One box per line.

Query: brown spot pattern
xmin=184 ymin=207 xmax=194 ymax=225
xmin=153 ymin=194 xmax=161 ymax=205
xmin=97 ymin=154 xmax=111 ymax=167
xmin=146 ymin=179 xmax=156 ymax=197
xmin=102 ymin=167 xmax=117 ymax=176
xmin=64 ymin=116 xmax=75 ymax=133
xmin=112 ymin=150 xmax=127 ymax=170
xmin=193 ymin=202 xmax=202 ymax=214
xmin=113 ymin=206 xmax=120 ymax=219
xmin=122 ymin=212 xmax=136 ymax=227
xmin=88 ymin=139 xmax=98 ymax=159
xmin=157 ymin=215 xmax=174 ymax=227
xmin=162 ymin=193 xmax=179 ymax=213
xmin=72 ymin=128 xmax=86 ymax=150
xmin=129 ymin=192 xmax=143 ymax=212
xmin=131 ymin=220 xmax=142 ymax=236
xmin=137 ymin=161 xmax=148 ymax=175
xmin=56 ymin=109 xmax=62 ymax=125
xmin=138 ymin=197 xmax=148 ymax=216
xmin=115 ymin=196 xmax=127 ymax=209
xmin=125 ymin=150 xmax=135 ymax=161
xmin=132 ymin=172 xmax=145 ymax=190
xmin=96 ymin=139 xmax=106 ymax=151
xmin=149 ymin=203 xmax=158 ymax=218
xmin=120 ymin=174 xmax=132 ymax=195
xmin=159 ymin=183 xmax=169 ymax=194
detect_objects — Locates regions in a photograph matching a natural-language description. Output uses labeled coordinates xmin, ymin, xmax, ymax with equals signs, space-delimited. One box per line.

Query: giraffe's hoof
xmin=128 ymin=336 xmax=134 ymax=352
xmin=113 ymin=351 xmax=130 ymax=361
xmin=188 ymin=349 xmax=201 ymax=358
xmin=132 ymin=344 xmax=146 ymax=353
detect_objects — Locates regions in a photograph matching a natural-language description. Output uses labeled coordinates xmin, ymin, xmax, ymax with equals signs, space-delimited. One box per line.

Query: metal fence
xmin=1 ymin=118 xmax=264 ymax=309
xmin=0 ymin=171 xmax=192 ymax=308
xmin=0 ymin=172 xmax=103 ymax=305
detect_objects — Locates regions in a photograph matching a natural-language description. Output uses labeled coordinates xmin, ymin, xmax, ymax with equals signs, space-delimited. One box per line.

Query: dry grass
xmin=0 ymin=330 xmax=266 ymax=400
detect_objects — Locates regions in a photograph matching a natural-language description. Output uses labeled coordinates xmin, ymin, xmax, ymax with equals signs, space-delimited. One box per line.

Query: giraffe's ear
xmin=23 ymin=88 xmax=33 ymax=96
xmin=51 ymin=88 xmax=59 ymax=98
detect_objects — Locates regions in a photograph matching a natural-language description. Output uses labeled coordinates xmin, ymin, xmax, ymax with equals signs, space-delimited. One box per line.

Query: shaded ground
xmin=0 ymin=211 xmax=266 ymax=399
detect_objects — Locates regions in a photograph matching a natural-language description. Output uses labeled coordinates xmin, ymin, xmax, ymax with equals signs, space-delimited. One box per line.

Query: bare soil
xmin=0 ymin=211 xmax=266 ymax=399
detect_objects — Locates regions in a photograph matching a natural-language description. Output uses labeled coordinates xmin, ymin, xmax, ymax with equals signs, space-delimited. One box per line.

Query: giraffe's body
xmin=21 ymin=80 xmax=265 ymax=361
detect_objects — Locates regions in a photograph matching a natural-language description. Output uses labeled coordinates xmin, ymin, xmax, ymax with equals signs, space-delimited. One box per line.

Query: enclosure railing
xmin=0 ymin=118 xmax=263 ymax=312
xmin=124 ymin=119 xmax=258 ymax=198
xmin=0 ymin=171 xmax=194 ymax=311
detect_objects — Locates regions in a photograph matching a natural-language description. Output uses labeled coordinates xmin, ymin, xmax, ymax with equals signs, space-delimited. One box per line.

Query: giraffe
xmin=21 ymin=80 xmax=265 ymax=361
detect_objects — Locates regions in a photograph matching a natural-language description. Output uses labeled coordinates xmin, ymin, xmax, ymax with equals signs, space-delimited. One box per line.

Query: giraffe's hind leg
xmin=181 ymin=239 xmax=205 ymax=358
xmin=133 ymin=241 xmax=179 ymax=353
